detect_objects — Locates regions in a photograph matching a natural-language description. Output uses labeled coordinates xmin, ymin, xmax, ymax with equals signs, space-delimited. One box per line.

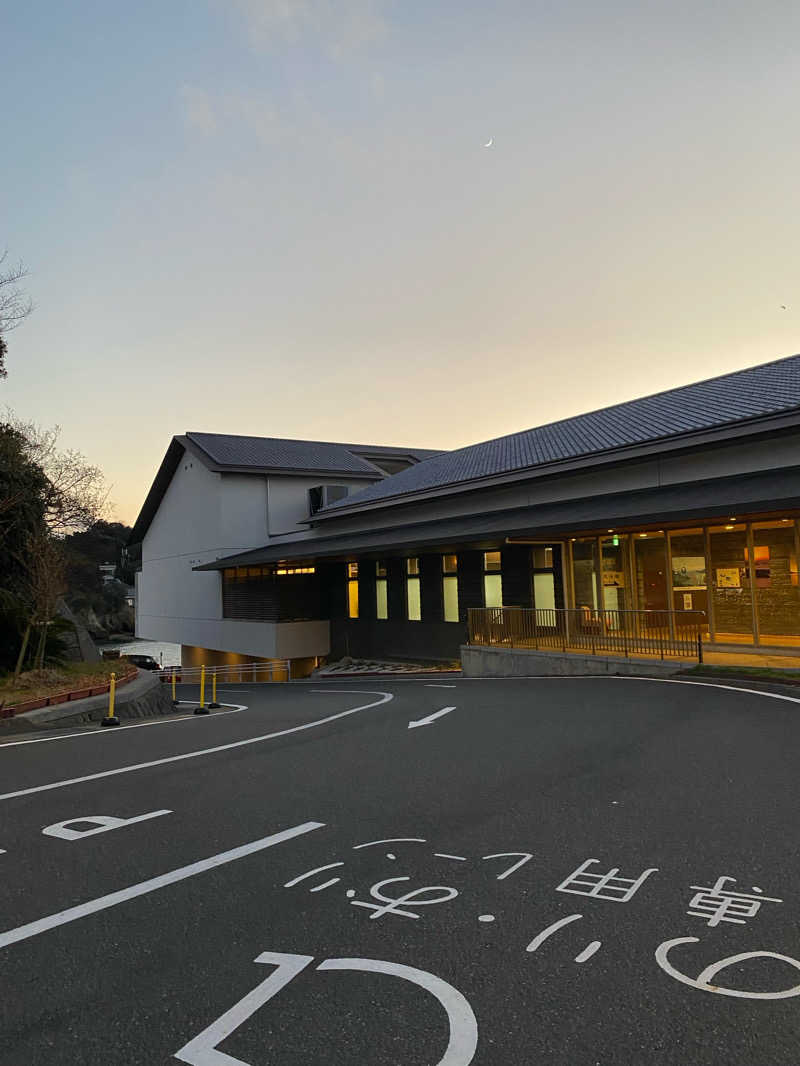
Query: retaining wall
xmin=0 ymin=671 xmax=175 ymax=735
xmin=460 ymin=644 xmax=687 ymax=678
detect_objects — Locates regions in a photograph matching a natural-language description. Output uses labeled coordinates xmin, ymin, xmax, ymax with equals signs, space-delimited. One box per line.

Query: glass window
xmin=533 ymin=572 xmax=556 ymax=613
xmin=668 ymin=528 xmax=708 ymax=635
xmin=442 ymin=553 xmax=458 ymax=574
xmin=601 ymin=534 xmax=629 ymax=613
xmin=571 ymin=538 xmax=599 ymax=611
xmin=347 ymin=561 xmax=359 ymax=619
xmin=407 ymin=557 xmax=420 ymax=576
xmin=708 ymin=524 xmax=752 ymax=639
xmin=532 ymin=546 xmax=553 ymax=569
xmin=484 ymin=574 xmax=503 ymax=608
xmin=443 ymin=575 xmax=459 ymax=622
xmin=484 ymin=551 xmax=502 ymax=571
xmin=633 ymin=533 xmax=668 ymax=615
xmin=376 ymin=581 xmax=388 ymax=620
xmin=407 ymin=571 xmax=421 ymax=620
xmin=375 ymin=561 xmax=387 ymax=578
xmin=750 ymin=521 xmax=800 ymax=644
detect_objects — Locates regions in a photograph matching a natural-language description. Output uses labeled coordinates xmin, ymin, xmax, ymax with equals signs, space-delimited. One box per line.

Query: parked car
xmin=124 ymin=653 xmax=160 ymax=670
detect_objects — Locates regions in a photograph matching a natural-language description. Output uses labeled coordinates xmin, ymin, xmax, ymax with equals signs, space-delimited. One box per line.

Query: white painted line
xmin=318 ymin=957 xmax=478 ymax=1066
xmin=575 ymin=940 xmax=602 ymax=964
xmin=0 ymin=703 xmax=247 ymax=749
xmin=283 ymin=862 xmax=344 ymax=888
xmin=435 ymin=854 xmax=467 ymax=861
xmin=408 ymin=706 xmax=457 ymax=730
xmin=353 ymin=838 xmax=427 ymax=849
xmin=0 ymin=822 xmax=324 ymax=951
xmin=0 ymin=691 xmax=393 ymax=803
xmin=425 ymin=684 xmax=457 ymax=688
xmin=526 ymin=913 xmax=583 ymax=952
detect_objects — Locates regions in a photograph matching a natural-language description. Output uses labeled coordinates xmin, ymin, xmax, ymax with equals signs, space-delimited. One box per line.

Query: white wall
xmin=266 ymin=475 xmax=379 ymax=538
xmin=136 ymin=454 xmax=348 ymax=657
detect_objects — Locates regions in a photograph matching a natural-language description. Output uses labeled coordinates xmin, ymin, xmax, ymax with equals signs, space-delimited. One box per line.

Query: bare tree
xmin=5 ymin=412 xmax=110 ymax=534
xmin=26 ymin=531 xmax=67 ymax=672
xmin=0 ymin=252 xmax=33 ymax=378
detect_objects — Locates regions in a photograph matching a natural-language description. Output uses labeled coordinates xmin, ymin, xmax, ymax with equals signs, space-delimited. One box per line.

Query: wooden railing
xmin=468 ymin=607 xmax=706 ymax=661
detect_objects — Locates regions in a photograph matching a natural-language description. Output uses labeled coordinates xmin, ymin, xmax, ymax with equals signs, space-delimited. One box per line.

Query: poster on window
xmin=716 ymin=567 xmax=741 ymax=589
xmin=671 ymin=556 xmax=706 ymax=589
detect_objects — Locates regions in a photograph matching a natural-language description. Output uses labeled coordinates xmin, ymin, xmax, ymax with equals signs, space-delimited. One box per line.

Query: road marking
xmin=284 ymin=862 xmax=344 ymax=887
xmin=175 ymin=952 xmax=478 ymax=1066
xmin=435 ymin=854 xmax=467 ymax=861
xmin=352 ymin=838 xmax=427 ymax=849
xmin=526 ymin=913 xmax=583 ymax=952
xmin=425 ymin=684 xmax=457 ymax=688
xmin=408 ymin=706 xmax=456 ymax=730
xmin=42 ymin=810 xmax=172 ymax=840
xmin=0 ymin=691 xmax=393 ymax=803
xmin=0 ymin=822 xmax=324 ymax=951
xmin=575 ymin=940 xmax=602 ymax=964
xmin=656 ymin=937 xmax=800 ymax=999
xmin=0 ymin=703 xmax=247 ymax=748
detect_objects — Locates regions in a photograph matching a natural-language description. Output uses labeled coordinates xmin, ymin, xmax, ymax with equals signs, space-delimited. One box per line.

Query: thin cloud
xmin=179 ymin=84 xmax=218 ymax=135
xmin=229 ymin=0 xmax=387 ymax=53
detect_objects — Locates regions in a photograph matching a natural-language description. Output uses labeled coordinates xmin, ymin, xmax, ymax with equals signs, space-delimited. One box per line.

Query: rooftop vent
xmin=309 ymin=484 xmax=349 ymax=515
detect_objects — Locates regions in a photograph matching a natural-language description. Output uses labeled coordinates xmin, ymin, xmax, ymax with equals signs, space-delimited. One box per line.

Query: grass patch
xmin=683 ymin=664 xmax=800 ymax=683
xmin=0 ymin=660 xmax=132 ymax=708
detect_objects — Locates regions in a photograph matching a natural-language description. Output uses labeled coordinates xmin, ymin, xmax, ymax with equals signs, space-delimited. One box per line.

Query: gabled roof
xmin=315 ymin=353 xmax=800 ymax=518
xmin=128 ymin=432 xmax=442 ymax=545
xmin=185 ymin=432 xmax=440 ymax=477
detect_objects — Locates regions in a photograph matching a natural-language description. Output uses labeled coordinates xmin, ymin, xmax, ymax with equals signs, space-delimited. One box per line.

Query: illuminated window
xmin=275 ymin=566 xmax=316 ymax=576
xmin=483 ymin=552 xmax=503 ymax=608
xmin=442 ymin=555 xmax=459 ymax=622
xmin=347 ymin=562 xmax=359 ymax=619
xmin=406 ymin=558 xmax=421 ymax=621
xmin=376 ymin=561 xmax=388 ymax=620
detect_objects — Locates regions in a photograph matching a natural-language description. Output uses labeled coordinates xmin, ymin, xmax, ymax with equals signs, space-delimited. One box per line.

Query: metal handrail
xmin=158 ymin=660 xmax=291 ymax=683
xmin=468 ymin=607 xmax=706 ymax=661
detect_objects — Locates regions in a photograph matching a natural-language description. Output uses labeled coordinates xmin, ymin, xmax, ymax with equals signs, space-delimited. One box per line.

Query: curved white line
xmin=318 ymin=957 xmax=478 ymax=1066
xmin=0 ymin=691 xmax=394 ymax=802
xmin=526 ymin=914 xmax=583 ymax=953
xmin=283 ymin=862 xmax=344 ymax=888
xmin=0 ymin=703 xmax=247 ymax=749
xmin=655 ymin=937 xmax=800 ymax=999
xmin=353 ymin=838 xmax=428 ymax=849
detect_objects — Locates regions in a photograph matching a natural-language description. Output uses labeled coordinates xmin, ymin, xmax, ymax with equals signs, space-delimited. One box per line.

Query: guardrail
xmin=468 ymin=607 xmax=706 ymax=661
xmin=158 ymin=660 xmax=292 ymax=684
xmin=0 ymin=666 xmax=139 ymax=719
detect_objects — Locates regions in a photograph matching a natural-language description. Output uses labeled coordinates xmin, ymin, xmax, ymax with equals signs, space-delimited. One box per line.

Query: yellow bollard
xmin=171 ymin=669 xmax=178 ymax=706
xmin=101 ymin=671 xmax=120 ymax=728
xmin=195 ymin=664 xmax=209 ymax=715
xmin=209 ymin=668 xmax=221 ymax=709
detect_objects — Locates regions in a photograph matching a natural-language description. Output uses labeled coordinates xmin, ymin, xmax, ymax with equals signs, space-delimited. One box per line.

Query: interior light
xmin=782 ymin=518 xmax=791 ymax=523
xmin=639 ymin=533 xmax=647 ymax=538
xmin=729 ymin=517 xmax=737 ymax=522
xmin=607 ymin=529 xmax=614 ymax=533
xmin=725 ymin=525 xmax=734 ymax=530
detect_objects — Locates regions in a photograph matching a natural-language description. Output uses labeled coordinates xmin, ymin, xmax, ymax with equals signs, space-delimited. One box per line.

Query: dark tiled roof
xmin=186 ymin=432 xmax=440 ymax=476
xmin=320 ymin=354 xmax=800 ymax=513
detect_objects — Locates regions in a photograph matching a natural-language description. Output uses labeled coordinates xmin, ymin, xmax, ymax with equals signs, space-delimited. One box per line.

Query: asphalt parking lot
xmin=1 ymin=675 xmax=799 ymax=1065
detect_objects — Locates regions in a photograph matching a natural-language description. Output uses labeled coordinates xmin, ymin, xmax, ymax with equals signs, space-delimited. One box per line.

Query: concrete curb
xmin=460 ymin=644 xmax=687 ymax=678
xmin=0 ymin=672 xmax=176 ymax=735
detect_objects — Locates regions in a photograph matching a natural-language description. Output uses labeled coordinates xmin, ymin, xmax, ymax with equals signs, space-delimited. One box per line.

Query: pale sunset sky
xmin=3 ymin=1 xmax=800 ymax=524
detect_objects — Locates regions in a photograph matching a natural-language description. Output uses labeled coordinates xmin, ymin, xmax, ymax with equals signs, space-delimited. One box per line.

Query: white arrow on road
xmin=408 ymin=706 xmax=457 ymax=730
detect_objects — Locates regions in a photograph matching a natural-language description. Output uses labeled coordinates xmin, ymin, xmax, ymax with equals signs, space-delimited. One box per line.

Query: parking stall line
xmin=0 ymin=822 xmax=324 ymax=951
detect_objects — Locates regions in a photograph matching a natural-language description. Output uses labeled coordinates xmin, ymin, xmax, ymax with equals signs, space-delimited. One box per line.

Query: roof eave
xmin=309 ymin=408 xmax=800 ymax=523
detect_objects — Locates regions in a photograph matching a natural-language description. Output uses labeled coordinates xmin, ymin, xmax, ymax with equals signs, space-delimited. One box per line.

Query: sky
xmin=2 ymin=0 xmax=800 ymax=525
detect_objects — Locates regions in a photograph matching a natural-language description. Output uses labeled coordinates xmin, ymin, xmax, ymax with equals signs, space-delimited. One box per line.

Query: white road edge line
xmin=0 ymin=821 xmax=324 ymax=951
xmin=0 ymin=703 xmax=247 ymax=749
xmin=0 ymin=691 xmax=393 ymax=802
xmin=408 ymin=706 xmax=457 ymax=730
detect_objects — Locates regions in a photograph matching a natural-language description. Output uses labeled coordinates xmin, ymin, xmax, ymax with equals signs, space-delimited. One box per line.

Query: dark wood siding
xmin=501 ymin=545 xmax=532 ymax=608
xmin=420 ymin=554 xmax=443 ymax=622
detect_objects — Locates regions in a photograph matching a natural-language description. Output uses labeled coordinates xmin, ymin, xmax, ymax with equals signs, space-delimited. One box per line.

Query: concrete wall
xmin=137 ymin=455 xmax=343 ymax=657
xmin=461 ymin=644 xmax=683 ymax=677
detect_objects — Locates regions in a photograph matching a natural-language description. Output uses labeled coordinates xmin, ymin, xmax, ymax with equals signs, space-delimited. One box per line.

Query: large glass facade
xmin=564 ymin=517 xmax=800 ymax=647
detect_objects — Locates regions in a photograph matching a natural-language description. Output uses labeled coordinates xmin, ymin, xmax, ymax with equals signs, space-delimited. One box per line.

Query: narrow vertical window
xmin=483 ymin=550 xmax=503 ymax=608
xmin=347 ymin=561 xmax=359 ymax=619
xmin=375 ymin=561 xmax=388 ymax=620
xmin=442 ymin=553 xmax=459 ymax=622
xmin=406 ymin=557 xmax=421 ymax=621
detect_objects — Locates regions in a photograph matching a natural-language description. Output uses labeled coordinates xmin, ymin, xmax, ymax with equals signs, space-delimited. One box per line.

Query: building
xmin=182 ymin=354 xmax=800 ymax=665
xmin=130 ymin=432 xmax=442 ymax=675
